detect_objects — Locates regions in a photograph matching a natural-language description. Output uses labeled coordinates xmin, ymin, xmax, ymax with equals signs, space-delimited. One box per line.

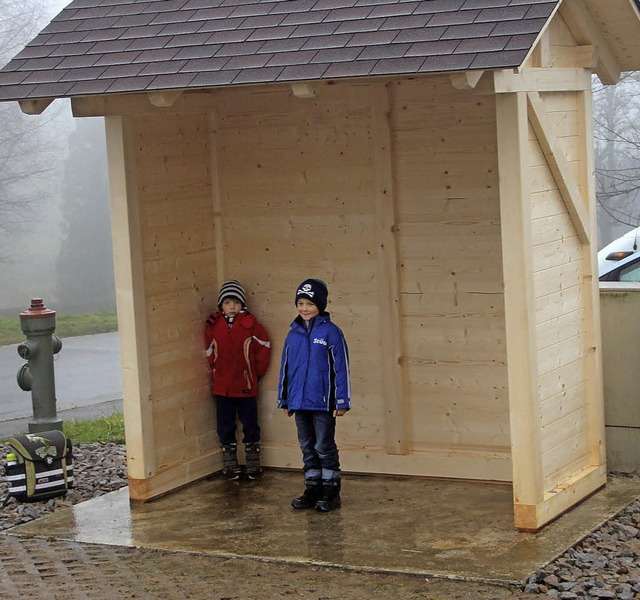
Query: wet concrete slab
xmin=9 ymin=472 xmax=640 ymax=584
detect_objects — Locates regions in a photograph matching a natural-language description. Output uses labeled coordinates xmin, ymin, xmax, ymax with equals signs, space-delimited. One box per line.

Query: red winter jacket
xmin=204 ymin=310 xmax=271 ymax=398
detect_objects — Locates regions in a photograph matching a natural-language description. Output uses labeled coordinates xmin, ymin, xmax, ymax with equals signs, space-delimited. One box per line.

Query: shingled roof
xmin=0 ymin=0 xmax=563 ymax=102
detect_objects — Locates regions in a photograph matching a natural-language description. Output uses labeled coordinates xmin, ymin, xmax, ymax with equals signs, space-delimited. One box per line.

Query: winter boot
xmin=291 ymin=480 xmax=323 ymax=510
xmin=315 ymin=480 xmax=341 ymax=512
xmin=245 ymin=443 xmax=262 ymax=479
xmin=221 ymin=444 xmax=242 ymax=480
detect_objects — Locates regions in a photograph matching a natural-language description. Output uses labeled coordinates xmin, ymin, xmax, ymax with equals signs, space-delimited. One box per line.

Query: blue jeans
xmin=294 ymin=410 xmax=340 ymax=483
xmin=215 ymin=395 xmax=260 ymax=445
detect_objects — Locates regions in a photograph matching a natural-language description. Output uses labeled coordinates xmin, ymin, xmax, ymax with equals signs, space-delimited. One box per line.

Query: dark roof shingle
xmin=0 ymin=0 xmax=559 ymax=101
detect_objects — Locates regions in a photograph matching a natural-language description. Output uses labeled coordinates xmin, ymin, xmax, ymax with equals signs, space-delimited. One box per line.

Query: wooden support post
xmin=576 ymin=89 xmax=607 ymax=472
xmin=104 ymin=116 xmax=157 ymax=498
xmin=208 ymin=112 xmax=226 ymax=285
xmin=495 ymin=91 xmax=545 ymax=529
xmin=371 ymin=81 xmax=409 ymax=455
xmin=529 ymin=29 xmax=551 ymax=68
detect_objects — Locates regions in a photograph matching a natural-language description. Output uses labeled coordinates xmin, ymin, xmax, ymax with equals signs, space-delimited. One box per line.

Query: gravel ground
xmin=0 ymin=442 xmax=127 ymax=532
xmin=1 ymin=443 xmax=639 ymax=599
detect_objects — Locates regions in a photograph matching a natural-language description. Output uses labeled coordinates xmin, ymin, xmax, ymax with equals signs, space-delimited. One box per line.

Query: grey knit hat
xmin=217 ymin=280 xmax=246 ymax=308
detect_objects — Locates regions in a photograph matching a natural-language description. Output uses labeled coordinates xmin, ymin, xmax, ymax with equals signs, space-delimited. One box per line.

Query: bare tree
xmin=0 ymin=0 xmax=64 ymax=260
xmin=593 ymin=72 xmax=640 ymax=246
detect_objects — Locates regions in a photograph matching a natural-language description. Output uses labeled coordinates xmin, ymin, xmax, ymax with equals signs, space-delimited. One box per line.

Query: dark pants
xmin=215 ymin=395 xmax=260 ymax=445
xmin=294 ymin=410 xmax=341 ymax=482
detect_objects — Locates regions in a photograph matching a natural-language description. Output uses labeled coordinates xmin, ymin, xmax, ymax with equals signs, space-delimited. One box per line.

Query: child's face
xmin=296 ymin=298 xmax=319 ymax=322
xmin=221 ymin=298 xmax=243 ymax=317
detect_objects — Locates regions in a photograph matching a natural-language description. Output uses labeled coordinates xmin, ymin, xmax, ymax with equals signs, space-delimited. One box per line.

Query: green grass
xmin=1 ymin=413 xmax=125 ymax=445
xmin=0 ymin=310 xmax=118 ymax=346
xmin=63 ymin=412 xmax=125 ymax=444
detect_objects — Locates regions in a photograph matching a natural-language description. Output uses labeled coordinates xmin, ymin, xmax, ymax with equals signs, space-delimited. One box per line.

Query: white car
xmin=598 ymin=226 xmax=640 ymax=281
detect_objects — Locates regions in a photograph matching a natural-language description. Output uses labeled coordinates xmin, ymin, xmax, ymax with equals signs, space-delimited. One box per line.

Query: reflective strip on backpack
xmin=35 ymin=479 xmax=70 ymax=490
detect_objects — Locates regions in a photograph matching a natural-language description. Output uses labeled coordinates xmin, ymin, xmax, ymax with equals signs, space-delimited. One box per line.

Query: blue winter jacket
xmin=278 ymin=313 xmax=351 ymax=413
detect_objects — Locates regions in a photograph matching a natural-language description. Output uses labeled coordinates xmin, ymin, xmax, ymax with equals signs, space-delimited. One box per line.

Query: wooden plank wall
xmin=133 ymin=112 xmax=218 ymax=489
xmin=214 ymin=82 xmax=384 ymax=466
xmin=527 ymin=11 xmax=603 ymax=496
xmin=391 ymin=77 xmax=511 ymax=479
xmin=529 ymin=91 xmax=592 ymax=492
xmin=214 ymin=77 xmax=511 ymax=481
xmin=124 ymin=75 xmax=513 ymax=496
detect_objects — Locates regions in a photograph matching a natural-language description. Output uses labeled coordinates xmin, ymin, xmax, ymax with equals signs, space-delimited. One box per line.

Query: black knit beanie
xmin=295 ymin=278 xmax=328 ymax=313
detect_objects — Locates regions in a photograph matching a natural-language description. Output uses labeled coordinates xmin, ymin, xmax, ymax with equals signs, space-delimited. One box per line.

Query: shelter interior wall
xmin=130 ymin=75 xmax=512 ymax=483
xmin=133 ymin=113 xmax=218 ymax=472
xmin=214 ymin=83 xmax=388 ymax=464
xmin=390 ymin=77 xmax=511 ymax=478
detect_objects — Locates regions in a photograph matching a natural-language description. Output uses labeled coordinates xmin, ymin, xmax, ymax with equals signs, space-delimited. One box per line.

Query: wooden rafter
xmin=450 ymin=70 xmax=485 ymax=90
xmin=559 ymin=0 xmax=621 ymax=84
xmin=526 ymin=92 xmax=590 ymax=244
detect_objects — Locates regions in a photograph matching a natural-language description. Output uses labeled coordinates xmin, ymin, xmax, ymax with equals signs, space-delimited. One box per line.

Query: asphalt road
xmin=0 ymin=332 xmax=122 ymax=437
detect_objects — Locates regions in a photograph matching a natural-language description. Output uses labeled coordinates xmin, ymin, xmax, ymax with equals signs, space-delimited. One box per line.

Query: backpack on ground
xmin=3 ymin=430 xmax=73 ymax=505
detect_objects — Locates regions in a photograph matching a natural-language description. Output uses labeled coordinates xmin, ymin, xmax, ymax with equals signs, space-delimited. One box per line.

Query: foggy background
xmin=0 ymin=0 xmax=639 ymax=318
xmin=0 ymin=0 xmax=114 ymax=316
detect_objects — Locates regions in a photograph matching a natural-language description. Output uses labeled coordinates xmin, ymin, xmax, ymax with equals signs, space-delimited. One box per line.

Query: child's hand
xmin=334 ymin=409 xmax=347 ymax=417
xmin=282 ymin=408 xmax=292 ymax=416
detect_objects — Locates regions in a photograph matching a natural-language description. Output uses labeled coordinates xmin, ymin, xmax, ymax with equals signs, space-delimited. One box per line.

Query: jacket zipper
xmin=302 ymin=318 xmax=314 ymax=403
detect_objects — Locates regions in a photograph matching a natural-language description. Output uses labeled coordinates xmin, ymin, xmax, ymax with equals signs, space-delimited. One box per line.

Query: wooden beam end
xmin=291 ymin=82 xmax=316 ymax=99
xmin=148 ymin=90 xmax=183 ymax=108
xmin=18 ymin=98 xmax=54 ymax=115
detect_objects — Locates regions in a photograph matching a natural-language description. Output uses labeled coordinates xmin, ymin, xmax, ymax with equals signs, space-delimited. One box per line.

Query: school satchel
xmin=3 ymin=430 xmax=73 ymax=504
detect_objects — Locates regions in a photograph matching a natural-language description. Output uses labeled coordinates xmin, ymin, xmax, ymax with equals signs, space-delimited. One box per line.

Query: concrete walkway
xmin=6 ymin=472 xmax=640 ymax=586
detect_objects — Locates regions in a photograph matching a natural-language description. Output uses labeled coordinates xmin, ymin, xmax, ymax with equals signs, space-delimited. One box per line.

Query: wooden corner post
xmin=495 ymin=90 xmax=545 ymax=530
xmin=105 ymin=116 xmax=157 ymax=499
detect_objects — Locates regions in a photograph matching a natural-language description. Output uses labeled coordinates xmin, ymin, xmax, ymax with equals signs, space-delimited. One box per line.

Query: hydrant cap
xmin=20 ymin=298 xmax=56 ymax=319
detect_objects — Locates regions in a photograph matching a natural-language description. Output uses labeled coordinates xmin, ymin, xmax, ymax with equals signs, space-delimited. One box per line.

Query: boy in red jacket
xmin=204 ymin=280 xmax=271 ymax=479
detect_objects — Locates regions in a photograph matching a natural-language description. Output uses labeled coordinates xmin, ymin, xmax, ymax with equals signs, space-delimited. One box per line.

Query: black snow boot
xmin=222 ymin=444 xmax=242 ymax=480
xmin=245 ymin=443 xmax=262 ymax=479
xmin=291 ymin=480 xmax=323 ymax=510
xmin=315 ymin=480 xmax=341 ymax=513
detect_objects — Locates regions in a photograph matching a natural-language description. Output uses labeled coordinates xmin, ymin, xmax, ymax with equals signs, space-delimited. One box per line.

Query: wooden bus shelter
xmin=1 ymin=0 xmax=639 ymax=531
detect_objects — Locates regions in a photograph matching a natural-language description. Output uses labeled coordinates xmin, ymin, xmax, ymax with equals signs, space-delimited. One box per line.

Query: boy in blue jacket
xmin=278 ymin=278 xmax=351 ymax=512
